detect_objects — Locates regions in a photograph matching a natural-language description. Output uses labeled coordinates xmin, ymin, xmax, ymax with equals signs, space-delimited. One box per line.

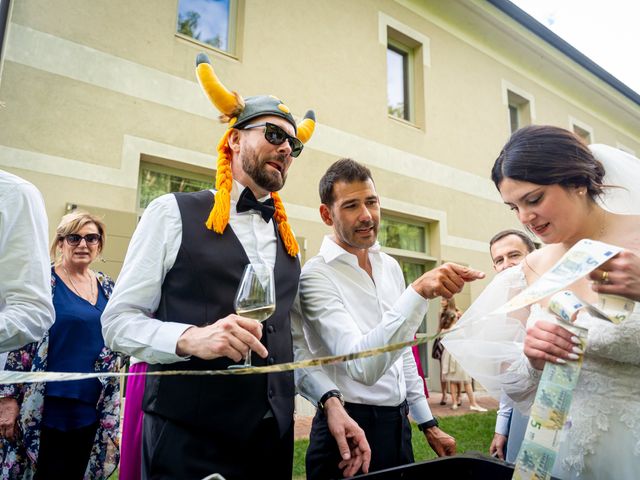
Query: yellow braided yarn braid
xmin=205 ymin=128 xmax=233 ymax=233
xmin=271 ymin=192 xmax=299 ymax=257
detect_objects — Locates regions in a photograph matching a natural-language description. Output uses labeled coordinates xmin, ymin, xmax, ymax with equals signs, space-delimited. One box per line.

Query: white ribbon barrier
xmin=0 ymin=239 xmax=634 ymax=480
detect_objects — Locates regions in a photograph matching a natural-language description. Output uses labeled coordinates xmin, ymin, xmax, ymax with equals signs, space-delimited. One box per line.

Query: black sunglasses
xmin=240 ymin=122 xmax=304 ymax=158
xmin=64 ymin=233 xmax=101 ymax=246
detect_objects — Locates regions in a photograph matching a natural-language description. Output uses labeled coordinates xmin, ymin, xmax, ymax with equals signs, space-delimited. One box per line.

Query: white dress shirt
xmin=0 ymin=170 xmax=55 ymax=352
xmin=297 ymin=236 xmax=434 ymax=423
xmin=496 ymin=393 xmax=513 ymax=436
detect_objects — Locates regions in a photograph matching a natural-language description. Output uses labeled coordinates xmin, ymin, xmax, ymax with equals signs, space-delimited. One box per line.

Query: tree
xmin=177 ymin=11 xmax=201 ymax=40
xmin=204 ymin=35 xmax=222 ymax=49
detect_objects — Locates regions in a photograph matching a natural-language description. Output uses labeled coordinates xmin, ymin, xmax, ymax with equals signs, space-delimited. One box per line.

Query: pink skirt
xmin=119 ymin=362 xmax=148 ymax=480
xmin=412 ymin=343 xmax=429 ymax=398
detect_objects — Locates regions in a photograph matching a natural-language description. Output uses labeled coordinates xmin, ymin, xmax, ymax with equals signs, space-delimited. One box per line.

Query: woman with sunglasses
xmin=0 ymin=211 xmax=122 ymax=479
xmin=443 ymin=126 xmax=640 ymax=479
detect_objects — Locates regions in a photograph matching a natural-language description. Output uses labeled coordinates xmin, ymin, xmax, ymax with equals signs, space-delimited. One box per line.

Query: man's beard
xmin=338 ymin=219 xmax=378 ymax=250
xmin=241 ymin=149 xmax=287 ymax=192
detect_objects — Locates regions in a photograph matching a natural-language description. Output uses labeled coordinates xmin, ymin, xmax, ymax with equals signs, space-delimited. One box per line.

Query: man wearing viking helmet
xmin=102 ymin=54 xmax=369 ymax=478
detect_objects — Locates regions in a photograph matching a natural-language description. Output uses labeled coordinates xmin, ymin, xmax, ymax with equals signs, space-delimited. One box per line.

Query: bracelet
xmin=318 ymin=389 xmax=344 ymax=410
xmin=417 ymin=417 xmax=439 ymax=431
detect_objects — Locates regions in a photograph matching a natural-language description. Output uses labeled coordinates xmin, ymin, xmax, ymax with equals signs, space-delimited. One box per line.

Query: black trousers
xmin=142 ymin=412 xmax=293 ymax=480
xmin=306 ymin=401 xmax=414 ymax=480
xmin=34 ymin=422 xmax=98 ymax=480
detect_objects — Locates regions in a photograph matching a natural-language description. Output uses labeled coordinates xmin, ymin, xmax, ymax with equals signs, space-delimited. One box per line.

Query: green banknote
xmin=513 ymin=440 xmax=557 ymax=480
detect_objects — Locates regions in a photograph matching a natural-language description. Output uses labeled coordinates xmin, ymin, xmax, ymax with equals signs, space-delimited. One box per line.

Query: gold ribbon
xmin=0 ymin=331 xmax=449 ymax=384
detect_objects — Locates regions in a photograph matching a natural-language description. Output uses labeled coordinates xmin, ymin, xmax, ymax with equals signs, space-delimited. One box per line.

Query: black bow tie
xmin=236 ymin=188 xmax=275 ymax=222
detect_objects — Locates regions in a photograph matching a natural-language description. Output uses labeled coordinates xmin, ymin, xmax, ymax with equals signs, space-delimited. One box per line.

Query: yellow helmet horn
xmin=296 ymin=110 xmax=316 ymax=144
xmin=195 ymin=53 xmax=244 ymax=121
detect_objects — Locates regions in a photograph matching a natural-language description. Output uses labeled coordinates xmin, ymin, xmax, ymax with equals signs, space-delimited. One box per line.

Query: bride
xmin=443 ymin=125 xmax=640 ymax=479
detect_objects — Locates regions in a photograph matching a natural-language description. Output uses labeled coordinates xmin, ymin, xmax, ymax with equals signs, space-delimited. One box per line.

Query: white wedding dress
xmin=443 ymin=145 xmax=640 ymax=480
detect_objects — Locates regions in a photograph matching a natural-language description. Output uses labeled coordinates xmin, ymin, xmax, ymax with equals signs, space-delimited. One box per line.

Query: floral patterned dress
xmin=0 ymin=271 xmax=123 ymax=479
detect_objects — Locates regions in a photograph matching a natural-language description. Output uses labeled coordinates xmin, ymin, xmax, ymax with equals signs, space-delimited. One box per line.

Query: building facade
xmin=1 ymin=0 xmax=639 ymax=391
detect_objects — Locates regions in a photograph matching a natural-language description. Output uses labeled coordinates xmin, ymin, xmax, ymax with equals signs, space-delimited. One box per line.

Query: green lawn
xmin=110 ymin=412 xmax=495 ymax=479
xmin=293 ymin=411 xmax=496 ymax=479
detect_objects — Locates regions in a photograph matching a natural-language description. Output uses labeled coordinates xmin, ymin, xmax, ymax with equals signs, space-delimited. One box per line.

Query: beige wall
xmin=1 ymin=0 xmax=639 ymax=389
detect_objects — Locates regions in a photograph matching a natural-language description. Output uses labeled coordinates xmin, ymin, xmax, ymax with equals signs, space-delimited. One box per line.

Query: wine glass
xmin=230 ymin=263 xmax=275 ymax=368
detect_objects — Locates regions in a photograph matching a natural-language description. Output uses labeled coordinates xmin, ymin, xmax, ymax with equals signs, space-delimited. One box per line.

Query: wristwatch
xmin=318 ymin=389 xmax=345 ymax=411
xmin=417 ymin=417 xmax=439 ymax=431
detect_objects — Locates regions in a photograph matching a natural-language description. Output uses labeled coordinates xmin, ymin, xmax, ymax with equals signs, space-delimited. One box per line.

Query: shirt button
xmin=267 ymin=325 xmax=275 ymax=334
xmin=268 ymin=357 xmax=275 ymax=365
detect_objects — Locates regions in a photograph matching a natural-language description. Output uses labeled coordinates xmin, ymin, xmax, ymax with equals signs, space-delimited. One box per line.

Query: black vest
xmin=142 ymin=190 xmax=300 ymax=442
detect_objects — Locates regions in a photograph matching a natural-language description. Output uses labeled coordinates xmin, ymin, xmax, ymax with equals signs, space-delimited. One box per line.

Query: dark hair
xmin=439 ymin=309 xmax=458 ymax=331
xmin=489 ymin=229 xmax=535 ymax=253
xmin=491 ymin=125 xmax=605 ymax=199
xmin=440 ymin=297 xmax=457 ymax=312
xmin=319 ymin=158 xmax=374 ymax=206
xmin=438 ymin=297 xmax=460 ymax=331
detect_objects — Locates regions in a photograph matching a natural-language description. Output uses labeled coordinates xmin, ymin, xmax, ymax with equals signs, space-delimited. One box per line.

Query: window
xmin=507 ymin=90 xmax=531 ymax=134
xmin=378 ymin=214 xmax=436 ymax=375
xmin=176 ymin=0 xmax=238 ymax=55
xmin=0 ymin=0 xmax=10 ymax=77
xmin=296 ymin=236 xmax=307 ymax=264
xmin=387 ymin=41 xmax=411 ymax=121
xmin=573 ymin=125 xmax=591 ymax=144
xmin=508 ymin=104 xmax=519 ymax=134
xmin=378 ymin=215 xmax=434 ymax=284
xmin=378 ymin=215 xmax=435 ymax=283
xmin=138 ymin=162 xmax=212 ymax=215
xmin=570 ymin=118 xmax=594 ymax=145
xmin=378 ymin=217 xmax=426 ymax=254
xmin=380 ymin=14 xmax=429 ymax=127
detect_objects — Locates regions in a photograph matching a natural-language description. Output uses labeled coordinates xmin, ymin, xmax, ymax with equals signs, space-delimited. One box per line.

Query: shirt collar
xmin=232 ymin=179 xmax=271 ymax=203
xmin=318 ymin=235 xmax=381 ymax=265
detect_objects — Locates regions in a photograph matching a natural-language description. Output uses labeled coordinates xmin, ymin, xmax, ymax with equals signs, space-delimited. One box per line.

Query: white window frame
xmin=502 ymin=80 xmax=536 ymax=134
xmin=175 ymin=0 xmax=241 ymax=58
xmin=379 ymin=12 xmax=430 ymax=128
xmin=569 ymin=116 xmax=595 ymax=144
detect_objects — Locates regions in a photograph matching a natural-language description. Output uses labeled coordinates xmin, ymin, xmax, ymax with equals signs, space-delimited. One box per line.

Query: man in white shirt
xmin=102 ymin=58 xmax=369 ymax=479
xmin=297 ymin=158 xmax=486 ymax=478
xmin=0 ymin=170 xmax=54 ymax=351
xmin=488 ymin=229 xmax=535 ymax=462
xmin=0 ymin=170 xmax=54 ymax=444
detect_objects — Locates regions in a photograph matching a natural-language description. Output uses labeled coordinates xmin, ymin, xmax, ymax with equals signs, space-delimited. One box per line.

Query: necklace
xmin=61 ymin=265 xmax=95 ymax=302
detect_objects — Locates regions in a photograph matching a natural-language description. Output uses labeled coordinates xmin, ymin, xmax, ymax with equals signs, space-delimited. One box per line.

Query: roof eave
xmin=486 ymin=0 xmax=640 ymax=106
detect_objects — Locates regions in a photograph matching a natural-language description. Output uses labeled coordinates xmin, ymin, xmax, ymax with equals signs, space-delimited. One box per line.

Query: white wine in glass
xmin=235 ymin=305 xmax=275 ymax=322
xmin=230 ymin=263 xmax=275 ymax=368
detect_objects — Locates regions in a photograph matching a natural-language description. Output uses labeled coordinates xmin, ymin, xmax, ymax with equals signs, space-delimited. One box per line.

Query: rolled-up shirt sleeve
xmin=403 ymin=348 xmax=433 ymax=423
xmin=101 ymin=194 xmax=191 ymax=364
xmin=496 ymin=393 xmax=513 ymax=435
xmin=0 ymin=180 xmax=54 ymax=351
xmin=299 ymin=266 xmax=428 ymax=386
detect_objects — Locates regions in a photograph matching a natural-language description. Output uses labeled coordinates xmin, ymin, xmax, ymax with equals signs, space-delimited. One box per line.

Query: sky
xmin=178 ymin=0 xmax=230 ymax=51
xmin=510 ymin=0 xmax=640 ymax=95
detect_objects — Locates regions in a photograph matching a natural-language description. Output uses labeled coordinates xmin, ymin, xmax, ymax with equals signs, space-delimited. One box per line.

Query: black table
xmin=352 ymin=453 xmax=562 ymax=479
